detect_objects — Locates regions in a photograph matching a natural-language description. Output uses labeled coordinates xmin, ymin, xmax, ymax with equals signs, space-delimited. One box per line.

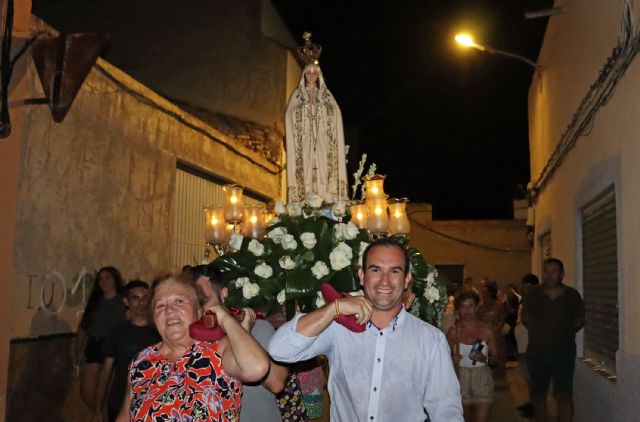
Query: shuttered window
xmin=171 ymin=164 xmax=265 ymax=271
xmin=581 ymin=186 xmax=618 ymax=377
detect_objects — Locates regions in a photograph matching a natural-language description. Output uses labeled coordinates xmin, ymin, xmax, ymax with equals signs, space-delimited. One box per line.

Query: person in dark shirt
xmin=522 ymin=258 xmax=585 ymax=422
xmin=76 ymin=267 xmax=127 ymax=410
xmin=92 ymin=280 xmax=160 ymax=422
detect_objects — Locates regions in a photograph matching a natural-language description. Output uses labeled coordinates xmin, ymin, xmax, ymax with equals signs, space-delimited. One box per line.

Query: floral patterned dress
xmin=128 ymin=340 xmax=242 ymax=421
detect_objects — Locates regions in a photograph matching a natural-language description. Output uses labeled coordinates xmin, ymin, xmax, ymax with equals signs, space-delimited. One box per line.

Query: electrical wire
xmin=532 ymin=3 xmax=640 ymax=197
xmin=408 ymin=212 xmax=531 ymax=254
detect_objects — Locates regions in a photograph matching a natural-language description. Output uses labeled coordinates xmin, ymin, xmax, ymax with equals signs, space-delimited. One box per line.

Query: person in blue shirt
xmin=269 ymin=237 xmax=463 ymax=421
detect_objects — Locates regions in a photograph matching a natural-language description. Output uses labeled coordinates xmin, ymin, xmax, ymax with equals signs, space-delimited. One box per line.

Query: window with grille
xmin=171 ymin=164 xmax=266 ymax=271
xmin=581 ymin=186 xmax=618 ymax=378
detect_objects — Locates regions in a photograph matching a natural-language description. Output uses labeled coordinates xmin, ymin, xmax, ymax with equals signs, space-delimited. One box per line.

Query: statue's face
xmin=304 ymin=67 xmax=319 ymax=87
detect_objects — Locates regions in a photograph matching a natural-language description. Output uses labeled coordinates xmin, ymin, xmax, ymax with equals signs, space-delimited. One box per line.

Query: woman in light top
xmin=447 ymin=291 xmax=498 ymax=422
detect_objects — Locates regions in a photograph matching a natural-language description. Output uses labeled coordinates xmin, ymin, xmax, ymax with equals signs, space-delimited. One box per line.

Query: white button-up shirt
xmin=268 ymin=308 xmax=463 ymax=422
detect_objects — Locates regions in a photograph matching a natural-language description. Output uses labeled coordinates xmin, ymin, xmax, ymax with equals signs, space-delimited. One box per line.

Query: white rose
xmin=300 ymin=232 xmax=317 ymax=249
xmin=358 ymin=241 xmax=369 ymax=264
xmin=254 ymin=262 xmax=273 ymax=279
xmin=242 ymin=282 xmax=260 ymax=300
xmin=281 ymin=234 xmax=298 ymax=250
xmin=287 ymin=202 xmax=303 ymax=217
xmin=267 ymin=227 xmax=287 ymax=244
xmin=343 ymin=222 xmax=359 ymax=240
xmin=247 ymin=239 xmax=264 ymax=256
xmin=277 ymin=289 xmax=286 ymax=305
xmin=279 ymin=255 xmax=296 ymax=270
xmin=332 ymin=200 xmax=346 ymax=216
xmin=275 ymin=201 xmax=287 ymax=215
xmin=235 ymin=277 xmax=250 ymax=288
xmin=311 ymin=261 xmax=330 ymax=280
xmin=229 ymin=233 xmax=244 ymax=250
xmin=329 ymin=242 xmax=353 ymax=271
xmin=267 ymin=216 xmax=280 ymax=226
xmin=333 ymin=223 xmax=346 ymax=240
xmin=424 ymin=285 xmax=440 ymax=303
xmin=426 ymin=270 xmax=438 ymax=287
xmin=315 ymin=291 xmax=326 ymax=308
xmin=305 ymin=192 xmax=324 ymax=209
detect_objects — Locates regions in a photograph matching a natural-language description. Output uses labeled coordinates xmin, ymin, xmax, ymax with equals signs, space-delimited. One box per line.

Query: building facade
xmin=409 ymin=203 xmax=531 ymax=293
xmin=0 ymin=1 xmax=297 ymax=419
xmin=528 ymin=0 xmax=640 ymax=419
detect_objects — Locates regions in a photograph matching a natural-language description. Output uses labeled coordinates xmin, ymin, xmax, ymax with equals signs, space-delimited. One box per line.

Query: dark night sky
xmin=273 ymin=0 xmax=550 ymax=219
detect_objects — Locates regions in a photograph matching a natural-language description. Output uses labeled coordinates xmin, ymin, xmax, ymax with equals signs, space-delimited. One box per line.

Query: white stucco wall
xmin=528 ymin=0 xmax=640 ymax=419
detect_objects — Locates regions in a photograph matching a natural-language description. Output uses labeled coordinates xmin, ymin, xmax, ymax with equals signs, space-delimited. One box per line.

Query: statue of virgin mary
xmin=285 ymin=63 xmax=347 ymax=204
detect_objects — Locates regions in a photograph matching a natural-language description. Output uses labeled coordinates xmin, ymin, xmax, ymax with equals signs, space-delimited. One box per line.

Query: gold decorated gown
xmin=285 ymin=66 xmax=347 ymax=203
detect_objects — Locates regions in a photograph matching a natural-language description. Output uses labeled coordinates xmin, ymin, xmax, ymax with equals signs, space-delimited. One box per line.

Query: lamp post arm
xmin=483 ymin=45 xmax=538 ymax=68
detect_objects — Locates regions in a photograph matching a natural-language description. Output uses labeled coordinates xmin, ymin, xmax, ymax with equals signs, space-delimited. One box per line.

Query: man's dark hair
xmin=455 ymin=290 xmax=480 ymax=309
xmin=190 ymin=264 xmax=228 ymax=294
xmin=361 ymin=236 xmax=410 ymax=274
xmin=543 ymin=257 xmax=564 ymax=273
xmin=483 ymin=280 xmax=499 ymax=300
xmin=521 ymin=273 xmax=539 ymax=285
xmin=124 ymin=279 xmax=149 ymax=296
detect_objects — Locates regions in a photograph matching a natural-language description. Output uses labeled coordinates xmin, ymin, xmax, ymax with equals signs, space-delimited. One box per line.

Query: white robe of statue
xmin=285 ymin=64 xmax=347 ymax=204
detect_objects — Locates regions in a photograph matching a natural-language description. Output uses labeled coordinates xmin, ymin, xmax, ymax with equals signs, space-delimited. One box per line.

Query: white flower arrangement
xmin=424 ymin=285 xmax=440 ymax=303
xmin=300 ymin=232 xmax=317 ymax=249
xmin=242 ymin=282 xmax=260 ymax=299
xmin=235 ymin=277 xmax=250 ymax=288
xmin=305 ymin=192 xmax=325 ymax=209
xmin=358 ymin=241 xmax=369 ymax=267
xmin=279 ymin=255 xmax=296 ymax=270
xmin=229 ymin=233 xmax=244 ymax=250
xmin=329 ymin=242 xmax=353 ymax=271
xmin=311 ymin=261 xmax=330 ymax=279
xmin=275 ymin=201 xmax=287 ymax=215
xmin=211 ymin=195 xmax=445 ymax=327
xmin=287 ymin=202 xmax=303 ymax=217
xmin=281 ymin=234 xmax=298 ymax=250
xmin=268 ymin=227 xmax=287 ymax=244
xmin=254 ymin=263 xmax=273 ymax=279
xmin=248 ymin=239 xmax=264 ymax=256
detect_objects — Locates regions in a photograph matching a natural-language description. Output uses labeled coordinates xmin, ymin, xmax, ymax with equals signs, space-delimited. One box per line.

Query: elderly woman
xmin=117 ymin=274 xmax=269 ymax=421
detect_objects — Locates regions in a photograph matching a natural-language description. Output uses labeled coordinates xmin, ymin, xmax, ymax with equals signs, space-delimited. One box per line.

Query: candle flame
xmin=394 ymin=211 xmax=401 ymax=218
xmin=375 ymin=207 xmax=383 ymax=215
xmin=371 ymin=186 xmax=379 ymax=194
xmin=211 ymin=217 xmax=218 ymax=225
xmin=357 ymin=212 xmax=364 ymax=220
xmin=230 ymin=196 xmax=238 ymax=204
xmin=250 ymin=216 xmax=258 ymax=223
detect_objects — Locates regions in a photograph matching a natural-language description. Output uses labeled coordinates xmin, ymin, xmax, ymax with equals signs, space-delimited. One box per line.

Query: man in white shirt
xmin=269 ymin=237 xmax=463 ymax=421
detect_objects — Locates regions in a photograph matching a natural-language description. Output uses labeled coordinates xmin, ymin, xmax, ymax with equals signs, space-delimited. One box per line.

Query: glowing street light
xmin=454 ymin=32 xmax=537 ymax=68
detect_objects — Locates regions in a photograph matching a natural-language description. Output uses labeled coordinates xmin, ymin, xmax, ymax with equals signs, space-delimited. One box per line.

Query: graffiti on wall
xmin=26 ymin=268 xmax=95 ymax=318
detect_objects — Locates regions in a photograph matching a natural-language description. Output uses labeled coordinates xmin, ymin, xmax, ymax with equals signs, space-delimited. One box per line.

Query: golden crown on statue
xmin=297 ymin=31 xmax=322 ymax=65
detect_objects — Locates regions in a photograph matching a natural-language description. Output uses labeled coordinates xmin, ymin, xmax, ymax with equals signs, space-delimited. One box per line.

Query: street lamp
xmin=454 ymin=33 xmax=538 ymax=69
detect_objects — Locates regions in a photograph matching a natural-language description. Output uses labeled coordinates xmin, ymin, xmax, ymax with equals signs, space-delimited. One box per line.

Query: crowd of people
xmin=75 ymin=240 xmax=584 ymax=422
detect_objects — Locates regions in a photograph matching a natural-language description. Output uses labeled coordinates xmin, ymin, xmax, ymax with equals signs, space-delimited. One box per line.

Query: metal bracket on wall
xmin=30 ymin=33 xmax=109 ymax=123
